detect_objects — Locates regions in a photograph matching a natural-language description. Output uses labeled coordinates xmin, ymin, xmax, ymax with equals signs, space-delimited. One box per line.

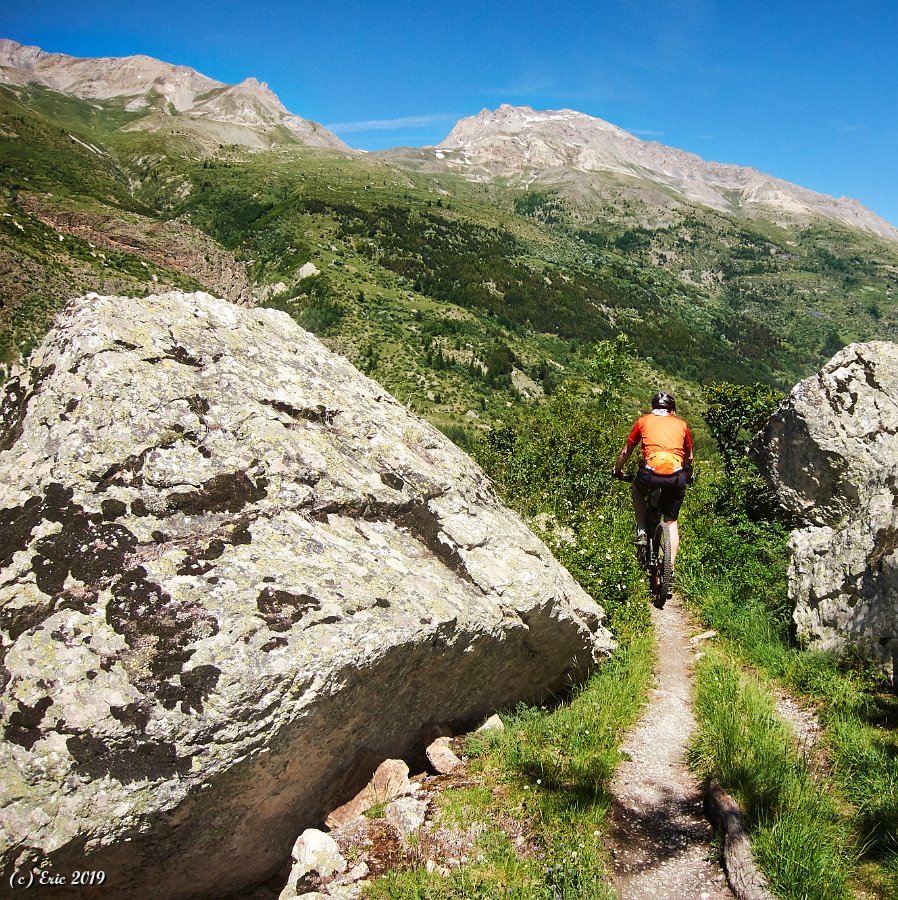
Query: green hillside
xmin=2 ymin=80 xmax=897 ymax=428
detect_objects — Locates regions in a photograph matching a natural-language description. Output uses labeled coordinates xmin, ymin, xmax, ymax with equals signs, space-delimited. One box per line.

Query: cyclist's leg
xmin=665 ymin=518 xmax=680 ymax=568
xmin=659 ymin=472 xmax=686 ymax=568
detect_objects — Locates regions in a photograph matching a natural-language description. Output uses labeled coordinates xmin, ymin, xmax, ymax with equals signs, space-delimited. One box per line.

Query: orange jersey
xmin=627 ymin=412 xmax=692 ymax=475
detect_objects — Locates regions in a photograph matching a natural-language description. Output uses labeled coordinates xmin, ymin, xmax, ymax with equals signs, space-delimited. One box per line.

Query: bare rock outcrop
xmin=0 ymin=291 xmax=613 ymax=898
xmin=750 ymin=341 xmax=898 ymax=676
xmin=428 ymin=105 xmax=898 ymax=241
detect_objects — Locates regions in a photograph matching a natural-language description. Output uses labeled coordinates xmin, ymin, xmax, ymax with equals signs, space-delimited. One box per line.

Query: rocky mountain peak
xmin=235 ymin=76 xmax=281 ymax=104
xmin=0 ymin=38 xmax=349 ymax=151
xmin=435 ymin=104 xmax=898 ymax=241
xmin=0 ymin=38 xmax=220 ymax=111
xmin=441 ymin=103 xmax=604 ymax=147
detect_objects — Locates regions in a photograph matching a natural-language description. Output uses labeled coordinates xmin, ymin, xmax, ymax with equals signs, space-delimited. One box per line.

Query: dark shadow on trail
xmin=608 ymin=781 xmax=711 ymax=877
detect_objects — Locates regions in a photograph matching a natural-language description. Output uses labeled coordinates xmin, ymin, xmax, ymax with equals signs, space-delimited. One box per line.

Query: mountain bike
xmin=613 ymin=470 xmax=674 ymax=609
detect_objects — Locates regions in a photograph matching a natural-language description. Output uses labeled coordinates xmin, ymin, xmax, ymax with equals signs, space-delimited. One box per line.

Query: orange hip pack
xmin=644 ymin=450 xmax=682 ymax=475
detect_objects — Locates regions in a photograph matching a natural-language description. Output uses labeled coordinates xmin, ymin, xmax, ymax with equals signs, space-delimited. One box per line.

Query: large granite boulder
xmin=749 ymin=341 xmax=898 ymax=676
xmin=0 ymin=292 xmax=613 ymax=898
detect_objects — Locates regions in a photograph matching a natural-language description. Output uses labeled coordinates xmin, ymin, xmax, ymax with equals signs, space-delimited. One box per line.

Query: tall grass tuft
xmin=690 ymin=653 xmax=857 ymax=900
xmin=501 ymin=629 xmax=654 ymax=800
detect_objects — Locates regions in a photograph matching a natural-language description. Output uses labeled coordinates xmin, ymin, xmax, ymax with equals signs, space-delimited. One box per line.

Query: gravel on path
xmin=608 ymin=593 xmax=733 ymax=900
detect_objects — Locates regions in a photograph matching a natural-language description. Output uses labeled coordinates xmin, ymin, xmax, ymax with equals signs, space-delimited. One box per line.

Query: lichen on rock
xmin=750 ymin=340 xmax=898 ymax=678
xmin=0 ymin=290 xmax=613 ymax=898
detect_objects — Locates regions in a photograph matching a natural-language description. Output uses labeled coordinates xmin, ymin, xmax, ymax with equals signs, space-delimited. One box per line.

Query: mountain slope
xmin=0 ymin=37 xmax=220 ymax=108
xmin=0 ymin=38 xmax=349 ymax=151
xmin=382 ymin=104 xmax=898 ymax=242
xmin=1 ymin=42 xmax=897 ymax=443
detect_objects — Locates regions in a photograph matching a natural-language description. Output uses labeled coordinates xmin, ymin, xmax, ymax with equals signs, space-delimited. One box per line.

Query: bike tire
xmin=658 ymin=521 xmax=674 ymax=604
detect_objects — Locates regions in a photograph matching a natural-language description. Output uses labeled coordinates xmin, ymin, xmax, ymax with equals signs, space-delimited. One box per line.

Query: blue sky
xmin=3 ymin=0 xmax=898 ymax=226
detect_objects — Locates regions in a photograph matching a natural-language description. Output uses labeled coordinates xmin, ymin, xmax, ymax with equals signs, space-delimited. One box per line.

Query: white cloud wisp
xmin=326 ymin=113 xmax=458 ymax=134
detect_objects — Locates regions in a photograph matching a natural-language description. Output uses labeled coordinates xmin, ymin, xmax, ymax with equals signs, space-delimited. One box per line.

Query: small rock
xmin=426 ymin=737 xmax=462 ymax=774
xmin=258 ymin=281 xmax=288 ymax=300
xmin=385 ymin=797 xmax=428 ymax=837
xmin=476 ymin=714 xmax=505 ymax=733
xmin=689 ymin=630 xmax=717 ymax=645
xmin=298 ymin=262 xmax=321 ymax=279
xmin=290 ymin=828 xmax=347 ymax=879
xmin=328 ymin=886 xmax=365 ymax=900
xmin=426 ymin=859 xmax=451 ymax=877
xmin=331 ymin=861 xmax=369 ymax=886
xmin=326 ymin=759 xmax=411 ymax=829
xmin=370 ymin=759 xmax=412 ymax=798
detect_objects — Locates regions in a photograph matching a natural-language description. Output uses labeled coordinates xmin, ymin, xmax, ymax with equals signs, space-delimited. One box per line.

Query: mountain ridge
xmin=0 ymin=38 xmax=350 ymax=151
xmin=2 ymin=38 xmax=894 ymax=240
xmin=426 ymin=104 xmax=898 ymax=241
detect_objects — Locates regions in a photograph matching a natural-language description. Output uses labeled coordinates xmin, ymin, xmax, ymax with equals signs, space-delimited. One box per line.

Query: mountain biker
xmin=613 ymin=391 xmax=694 ymax=573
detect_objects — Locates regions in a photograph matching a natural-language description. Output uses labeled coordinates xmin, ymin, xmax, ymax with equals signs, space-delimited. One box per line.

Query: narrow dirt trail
xmin=608 ymin=593 xmax=733 ymax=900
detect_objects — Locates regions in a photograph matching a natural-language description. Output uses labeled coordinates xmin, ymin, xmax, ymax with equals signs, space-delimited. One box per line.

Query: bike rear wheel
xmin=656 ymin=521 xmax=674 ymax=605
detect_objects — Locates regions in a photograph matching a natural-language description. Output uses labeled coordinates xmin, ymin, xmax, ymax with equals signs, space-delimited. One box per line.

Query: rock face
xmin=0 ymin=291 xmax=613 ymax=898
xmin=750 ymin=341 xmax=898 ymax=675
xmin=18 ymin=194 xmax=256 ymax=306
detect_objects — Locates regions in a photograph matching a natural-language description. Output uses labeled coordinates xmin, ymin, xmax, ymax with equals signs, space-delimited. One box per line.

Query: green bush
xmin=702 ymin=381 xmax=781 ymax=468
xmin=476 ymin=388 xmax=620 ymax=521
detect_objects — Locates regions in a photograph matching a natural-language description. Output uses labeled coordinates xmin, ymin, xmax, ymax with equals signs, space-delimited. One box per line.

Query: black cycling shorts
xmin=634 ymin=468 xmax=687 ymax=521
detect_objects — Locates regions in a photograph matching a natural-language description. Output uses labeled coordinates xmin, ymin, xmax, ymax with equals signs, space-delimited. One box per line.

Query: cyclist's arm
xmin=614 ymin=421 xmax=642 ymax=476
xmin=614 ymin=443 xmax=635 ymax=476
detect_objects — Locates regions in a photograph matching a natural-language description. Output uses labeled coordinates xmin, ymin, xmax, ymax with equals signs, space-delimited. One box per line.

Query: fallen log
xmin=704 ymin=781 xmax=776 ymax=900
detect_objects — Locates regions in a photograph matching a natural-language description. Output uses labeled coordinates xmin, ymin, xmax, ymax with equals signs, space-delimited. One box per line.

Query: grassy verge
xmin=690 ymin=651 xmax=856 ymax=899
xmin=364 ymin=624 xmax=652 ymax=899
xmin=679 ymin=461 xmax=898 ymax=898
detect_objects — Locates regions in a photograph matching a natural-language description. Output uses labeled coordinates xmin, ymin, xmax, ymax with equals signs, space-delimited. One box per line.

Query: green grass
xmin=364 ymin=801 xmax=388 ymax=820
xmin=690 ymin=652 xmax=856 ymax=900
